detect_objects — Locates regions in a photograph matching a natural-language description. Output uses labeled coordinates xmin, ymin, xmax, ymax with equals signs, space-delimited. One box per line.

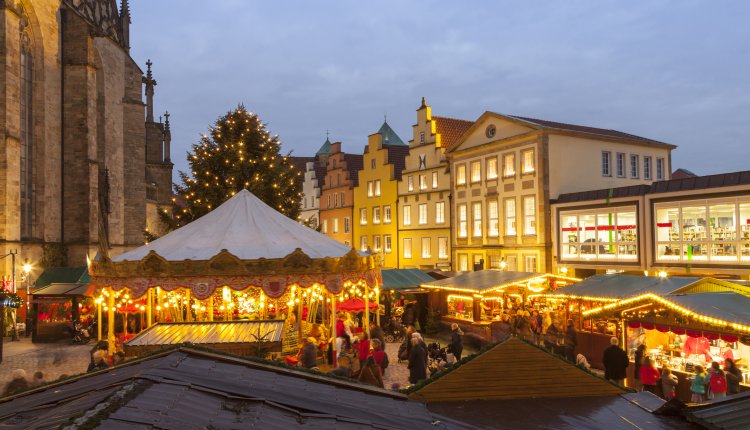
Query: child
xmin=638 ymin=356 xmax=660 ymax=393
xmin=690 ymin=365 xmax=708 ymax=403
xmin=706 ymin=361 xmax=727 ymax=400
xmin=661 ymin=366 xmax=678 ymax=399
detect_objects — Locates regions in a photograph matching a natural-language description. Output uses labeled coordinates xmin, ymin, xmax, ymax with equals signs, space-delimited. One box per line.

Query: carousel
xmin=89 ymin=190 xmax=381 ymax=359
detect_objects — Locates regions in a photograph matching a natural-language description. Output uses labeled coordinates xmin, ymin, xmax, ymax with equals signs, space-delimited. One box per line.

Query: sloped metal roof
xmin=381 ymin=269 xmax=437 ymax=291
xmin=125 ymin=320 xmax=285 ymax=346
xmin=34 ymin=266 xmax=90 ymax=289
xmin=667 ymin=292 xmax=750 ymax=328
xmin=0 ymin=349 xmax=466 ymax=429
xmin=421 ymin=270 xmax=545 ymax=293
xmin=686 ymin=391 xmax=750 ymax=430
xmin=31 ymin=283 xmax=92 ymax=296
xmin=548 ymin=274 xmax=702 ymax=300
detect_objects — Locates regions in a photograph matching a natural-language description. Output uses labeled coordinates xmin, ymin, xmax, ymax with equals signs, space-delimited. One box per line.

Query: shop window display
xmin=559 ymin=208 xmax=637 ymax=261
xmin=655 ymin=198 xmax=750 ymax=264
xmin=447 ymin=295 xmax=473 ymax=320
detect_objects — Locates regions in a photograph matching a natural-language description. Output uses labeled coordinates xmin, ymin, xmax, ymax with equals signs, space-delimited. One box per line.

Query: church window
xmin=20 ymin=29 xmax=34 ymax=238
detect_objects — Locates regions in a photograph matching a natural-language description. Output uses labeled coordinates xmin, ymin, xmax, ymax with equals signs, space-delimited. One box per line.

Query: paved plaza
xmin=0 ymin=338 xmax=91 ymax=389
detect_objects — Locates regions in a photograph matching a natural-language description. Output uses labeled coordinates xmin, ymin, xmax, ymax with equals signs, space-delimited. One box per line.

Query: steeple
xmin=377 ymin=120 xmax=405 ymax=146
xmin=163 ymin=111 xmax=171 ymax=163
xmin=120 ymin=0 xmax=131 ymax=51
xmin=142 ymin=59 xmax=157 ymax=122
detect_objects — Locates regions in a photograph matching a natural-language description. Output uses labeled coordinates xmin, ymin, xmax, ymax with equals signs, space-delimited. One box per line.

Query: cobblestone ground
xmin=0 ymin=337 xmax=91 ymax=389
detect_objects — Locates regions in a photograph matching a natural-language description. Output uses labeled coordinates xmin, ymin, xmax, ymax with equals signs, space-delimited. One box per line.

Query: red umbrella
xmin=337 ymin=298 xmax=378 ymax=312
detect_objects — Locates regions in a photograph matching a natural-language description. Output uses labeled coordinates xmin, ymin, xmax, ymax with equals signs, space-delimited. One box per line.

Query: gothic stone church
xmin=0 ymin=0 xmax=173 ymax=271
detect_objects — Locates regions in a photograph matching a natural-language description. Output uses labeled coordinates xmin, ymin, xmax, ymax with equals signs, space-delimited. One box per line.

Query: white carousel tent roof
xmin=114 ymin=189 xmax=357 ymax=262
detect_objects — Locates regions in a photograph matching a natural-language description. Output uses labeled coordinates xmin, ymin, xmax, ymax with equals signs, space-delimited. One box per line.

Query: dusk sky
xmin=130 ymin=1 xmax=750 ymax=180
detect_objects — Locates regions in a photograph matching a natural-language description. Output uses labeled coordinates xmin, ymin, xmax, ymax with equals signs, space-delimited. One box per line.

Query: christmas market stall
xmin=30 ymin=267 xmax=94 ymax=342
xmin=89 ymin=189 xmax=380 ymax=360
xmin=380 ymin=268 xmax=441 ymax=331
xmin=420 ymin=270 xmax=579 ymax=343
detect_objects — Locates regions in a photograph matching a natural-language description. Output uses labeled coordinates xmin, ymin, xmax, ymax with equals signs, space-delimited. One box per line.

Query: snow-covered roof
xmin=114 ymin=189 xmax=357 ymax=262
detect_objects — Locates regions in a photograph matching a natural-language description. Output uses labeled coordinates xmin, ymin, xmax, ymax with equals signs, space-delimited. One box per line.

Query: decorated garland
xmin=0 ymin=291 xmax=23 ymax=308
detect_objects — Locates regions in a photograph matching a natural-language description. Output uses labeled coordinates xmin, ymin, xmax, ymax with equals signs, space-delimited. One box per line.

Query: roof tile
xmin=434 ymin=116 xmax=473 ymax=151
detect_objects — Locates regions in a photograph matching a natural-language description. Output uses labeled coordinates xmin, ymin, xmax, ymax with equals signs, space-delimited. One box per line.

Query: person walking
xmin=724 ymin=358 xmax=743 ymax=395
xmin=449 ymin=323 xmax=464 ymax=361
xmin=563 ymin=319 xmax=578 ymax=362
xmin=633 ymin=344 xmax=647 ymax=391
xmin=706 ymin=361 xmax=728 ymax=400
xmin=661 ymin=366 xmax=679 ymax=399
xmin=530 ymin=310 xmax=543 ymax=345
xmin=543 ymin=320 xmax=559 ymax=353
xmin=639 ymin=357 xmax=660 ymax=394
xmin=602 ymin=337 xmax=629 ymax=386
xmin=690 ymin=365 xmax=709 ymax=403
xmin=408 ymin=336 xmax=427 ymax=385
xmin=300 ymin=337 xmax=318 ymax=369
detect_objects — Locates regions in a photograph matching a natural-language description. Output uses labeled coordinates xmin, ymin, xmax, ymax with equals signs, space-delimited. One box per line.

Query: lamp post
xmin=23 ymin=262 xmax=32 ymax=338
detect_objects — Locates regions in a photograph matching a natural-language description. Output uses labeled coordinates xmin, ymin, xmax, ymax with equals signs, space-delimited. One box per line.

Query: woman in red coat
xmin=371 ymin=338 xmax=386 ymax=374
xmin=357 ymin=331 xmax=370 ymax=370
xmin=639 ymin=356 xmax=660 ymax=393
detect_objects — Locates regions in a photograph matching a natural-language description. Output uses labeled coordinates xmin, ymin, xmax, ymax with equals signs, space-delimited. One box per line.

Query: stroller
xmin=427 ymin=342 xmax=447 ymax=376
xmin=383 ymin=317 xmax=405 ymax=343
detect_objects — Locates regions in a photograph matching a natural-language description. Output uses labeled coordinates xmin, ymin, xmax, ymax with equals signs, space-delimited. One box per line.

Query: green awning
xmin=381 ymin=269 xmax=436 ymax=291
xmin=31 ymin=283 xmax=92 ymax=296
xmin=33 ymin=267 xmax=89 ymax=291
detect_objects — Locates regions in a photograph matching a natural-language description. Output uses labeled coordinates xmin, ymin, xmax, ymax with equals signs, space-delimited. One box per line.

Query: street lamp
xmin=22 ymin=262 xmax=32 ymax=337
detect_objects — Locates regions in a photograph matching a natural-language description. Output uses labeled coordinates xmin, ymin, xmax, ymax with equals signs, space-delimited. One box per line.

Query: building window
xmin=470 ymin=161 xmax=481 ymax=183
xmin=523 ymin=196 xmax=536 ymax=235
xmin=456 ymin=164 xmax=467 ymax=185
xmin=524 ymin=255 xmax=537 ymax=273
xmin=360 ymin=236 xmax=368 ymax=252
xmin=630 ymin=154 xmax=639 ymax=178
xmin=602 ymin=151 xmax=611 ymax=177
xmin=373 ymin=206 xmax=381 ymax=224
xmin=505 ymin=198 xmax=516 ymax=236
xmin=403 ymin=205 xmax=411 ymax=226
xmin=360 ymin=208 xmax=367 ymax=225
xmin=375 ymin=180 xmax=381 ymax=196
xmin=367 ymin=181 xmax=374 ymax=197
xmin=421 ymin=237 xmax=431 ymax=259
xmin=340 ymin=192 xmax=345 ymax=207
xmin=656 ymin=158 xmax=665 ymax=180
xmin=522 ymin=150 xmax=535 ymax=173
xmin=458 ymin=204 xmax=468 ymax=238
xmin=458 ymin=254 xmax=469 ymax=271
xmin=419 ymin=174 xmax=427 ymax=190
xmin=473 ymin=202 xmax=482 ymax=237
xmin=332 ymin=159 xmax=337 ymax=169
xmin=616 ymin=153 xmax=625 ymax=178
xmin=488 ymin=200 xmax=499 ymax=237
xmin=384 ymin=235 xmax=392 ymax=253
xmin=560 ymin=207 xmax=638 ymax=261
xmin=436 ymin=201 xmax=445 ymax=224
xmin=438 ymin=237 xmax=449 ymax=259
xmin=326 ymin=195 xmax=331 ymax=208
xmin=333 ymin=218 xmax=339 ymax=234
xmin=506 ymin=255 xmax=518 ymax=271
xmin=503 ymin=153 xmax=515 ymax=177
xmin=403 ymin=238 xmax=412 ymax=259
xmin=337 ymin=174 xmax=341 ymax=186
xmin=333 ymin=193 xmax=338 ymax=208
xmin=487 ymin=157 xmax=498 ymax=180
xmin=321 ymin=220 xmax=328 ymax=234
xmin=371 ymin=159 xmax=376 ymax=169
xmin=418 ymin=204 xmax=428 ymax=225
xmin=420 ymin=131 xmax=425 ymax=143
xmin=384 ymin=205 xmax=391 ymax=224
xmin=344 ymin=217 xmax=350 ymax=233
xmin=373 ymin=235 xmax=381 ymax=252
xmin=644 ymin=156 xmax=652 ymax=180
xmin=432 ymin=171 xmax=438 ymax=188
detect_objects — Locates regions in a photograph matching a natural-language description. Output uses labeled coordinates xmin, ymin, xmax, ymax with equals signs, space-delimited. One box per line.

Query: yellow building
xmin=447 ymin=112 xmax=675 ymax=272
xmin=353 ymin=121 xmax=409 ymax=268
xmin=398 ymin=98 xmax=473 ymax=269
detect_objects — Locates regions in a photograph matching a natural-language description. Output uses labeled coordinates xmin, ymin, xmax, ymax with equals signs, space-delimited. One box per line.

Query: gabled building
xmin=353 ymin=121 xmax=408 ymax=268
xmin=299 ymin=139 xmax=331 ymax=229
xmin=447 ymin=112 xmax=675 ymax=272
xmin=398 ymin=98 xmax=472 ymax=270
xmin=318 ymin=142 xmax=362 ymax=247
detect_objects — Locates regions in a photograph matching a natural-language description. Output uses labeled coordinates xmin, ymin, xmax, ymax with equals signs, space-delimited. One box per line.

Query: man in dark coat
xmin=564 ymin=319 xmax=578 ymax=362
xmin=602 ymin=337 xmax=629 ymax=386
xmin=300 ymin=337 xmax=318 ymax=369
xmin=408 ymin=337 xmax=427 ymax=384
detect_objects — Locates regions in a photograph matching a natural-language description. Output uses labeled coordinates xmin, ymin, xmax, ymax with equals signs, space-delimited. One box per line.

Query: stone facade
xmin=0 ymin=0 xmax=172 ymax=275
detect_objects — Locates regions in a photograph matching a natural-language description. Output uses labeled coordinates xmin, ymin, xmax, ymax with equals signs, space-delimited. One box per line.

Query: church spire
xmin=163 ymin=111 xmax=171 ymax=163
xmin=120 ymin=0 xmax=131 ymax=51
xmin=142 ymin=59 xmax=157 ymax=122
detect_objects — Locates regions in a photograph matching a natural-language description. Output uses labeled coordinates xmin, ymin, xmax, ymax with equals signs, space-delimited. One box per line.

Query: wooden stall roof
xmin=545 ymin=274 xmax=709 ymax=301
xmin=410 ymin=337 xmax=624 ymax=403
xmin=125 ymin=320 xmax=285 ymax=347
xmin=381 ymin=268 xmax=438 ymax=291
xmin=31 ymin=282 xmax=93 ymax=297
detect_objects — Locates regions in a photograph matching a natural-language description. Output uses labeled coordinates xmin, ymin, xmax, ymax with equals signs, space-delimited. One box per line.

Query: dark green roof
xmin=377 ymin=121 xmax=405 ymax=146
xmin=316 ymin=138 xmax=333 ymax=155
xmin=34 ymin=267 xmax=90 ymax=290
xmin=31 ymin=283 xmax=92 ymax=296
xmin=381 ymin=269 xmax=436 ymax=291
xmin=548 ymin=274 xmax=702 ymax=300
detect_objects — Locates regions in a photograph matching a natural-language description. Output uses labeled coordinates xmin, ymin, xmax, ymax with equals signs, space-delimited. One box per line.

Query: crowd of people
xmin=3 ymin=369 xmax=46 ymax=397
xmin=602 ymin=336 xmax=744 ymax=402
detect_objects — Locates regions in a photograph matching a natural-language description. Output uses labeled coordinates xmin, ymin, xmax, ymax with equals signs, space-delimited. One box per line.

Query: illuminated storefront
xmin=558 ymin=207 xmax=638 ymax=262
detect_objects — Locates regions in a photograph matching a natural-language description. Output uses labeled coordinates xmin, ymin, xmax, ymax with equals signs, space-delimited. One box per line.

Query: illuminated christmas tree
xmin=157 ymin=105 xmax=302 ymax=234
